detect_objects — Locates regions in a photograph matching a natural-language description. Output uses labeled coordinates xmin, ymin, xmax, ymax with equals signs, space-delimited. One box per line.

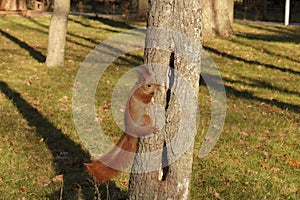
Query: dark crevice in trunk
xmin=161 ymin=51 xmax=175 ymax=181
xmin=161 ymin=141 xmax=169 ymax=181
xmin=165 ymin=52 xmax=175 ymax=111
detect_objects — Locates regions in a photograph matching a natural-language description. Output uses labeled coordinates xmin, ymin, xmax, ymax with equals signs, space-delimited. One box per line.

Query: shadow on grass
xmin=231 ymin=37 xmax=300 ymax=63
xmin=236 ymin=23 xmax=300 ymax=43
xmin=91 ymin=16 xmax=135 ymax=30
xmin=225 ymin=84 xmax=300 ymax=114
xmin=68 ymin=17 xmax=120 ymax=33
xmin=0 ymin=29 xmax=46 ymax=63
xmin=14 ymin=16 xmax=96 ymax=50
xmin=0 ymin=81 xmax=125 ymax=199
xmin=200 ymin=74 xmax=300 ymax=114
xmin=204 ymin=46 xmax=300 ymax=76
xmin=223 ymin=75 xmax=300 ymax=97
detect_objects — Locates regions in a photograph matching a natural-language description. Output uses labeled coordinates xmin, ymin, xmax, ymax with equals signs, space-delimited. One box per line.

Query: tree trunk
xmin=227 ymin=0 xmax=234 ymax=23
xmin=128 ymin=0 xmax=202 ymax=199
xmin=262 ymin=0 xmax=267 ymax=20
xmin=0 ymin=0 xmax=27 ymax=10
xmin=136 ymin=0 xmax=148 ymax=18
xmin=202 ymin=0 xmax=234 ymax=37
xmin=45 ymin=0 xmax=70 ymax=67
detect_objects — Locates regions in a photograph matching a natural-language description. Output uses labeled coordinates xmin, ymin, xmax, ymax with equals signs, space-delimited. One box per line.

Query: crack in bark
xmin=160 ymin=51 xmax=176 ymax=181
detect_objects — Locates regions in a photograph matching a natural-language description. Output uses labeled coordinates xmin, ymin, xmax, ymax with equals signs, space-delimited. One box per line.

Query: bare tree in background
xmin=202 ymin=0 xmax=234 ymax=37
xmin=46 ymin=0 xmax=70 ymax=67
xmin=136 ymin=0 xmax=148 ymax=18
xmin=0 ymin=0 xmax=27 ymax=10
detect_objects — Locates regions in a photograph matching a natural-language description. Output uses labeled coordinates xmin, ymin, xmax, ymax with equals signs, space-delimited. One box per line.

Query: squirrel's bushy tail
xmin=85 ymin=134 xmax=137 ymax=183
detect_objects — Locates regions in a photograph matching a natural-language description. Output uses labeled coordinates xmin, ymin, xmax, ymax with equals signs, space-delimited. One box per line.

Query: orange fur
xmin=85 ymin=70 xmax=161 ymax=183
xmin=85 ymin=134 xmax=137 ymax=183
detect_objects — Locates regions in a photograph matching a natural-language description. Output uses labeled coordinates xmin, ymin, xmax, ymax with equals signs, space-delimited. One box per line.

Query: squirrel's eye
xmin=147 ymin=84 xmax=151 ymax=87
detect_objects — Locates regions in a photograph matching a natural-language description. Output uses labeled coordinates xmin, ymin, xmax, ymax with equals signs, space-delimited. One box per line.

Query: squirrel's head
xmin=134 ymin=67 xmax=163 ymax=100
xmin=140 ymin=83 xmax=160 ymax=95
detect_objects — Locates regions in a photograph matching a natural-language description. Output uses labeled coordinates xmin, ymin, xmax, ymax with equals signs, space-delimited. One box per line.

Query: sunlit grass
xmin=0 ymin=15 xmax=299 ymax=199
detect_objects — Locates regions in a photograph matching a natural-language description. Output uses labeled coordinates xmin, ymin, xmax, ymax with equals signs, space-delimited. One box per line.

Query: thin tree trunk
xmin=128 ymin=0 xmax=202 ymax=199
xmin=227 ymin=0 xmax=234 ymax=23
xmin=136 ymin=0 xmax=148 ymax=18
xmin=262 ymin=0 xmax=267 ymax=20
xmin=46 ymin=0 xmax=70 ymax=67
xmin=0 ymin=0 xmax=27 ymax=10
xmin=202 ymin=0 xmax=234 ymax=37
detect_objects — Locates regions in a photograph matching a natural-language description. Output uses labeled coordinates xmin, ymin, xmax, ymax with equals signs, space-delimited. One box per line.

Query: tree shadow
xmin=0 ymin=29 xmax=46 ymax=62
xmin=4 ymin=16 xmax=96 ymax=51
xmin=202 ymin=74 xmax=300 ymax=114
xmin=22 ymin=15 xmax=49 ymax=29
xmin=225 ymin=84 xmax=300 ymax=114
xmin=68 ymin=17 xmax=120 ymax=33
xmin=231 ymin=37 xmax=300 ymax=63
xmin=91 ymin=16 xmax=135 ymax=30
xmin=235 ymin=23 xmax=300 ymax=43
xmin=10 ymin=15 xmax=138 ymax=63
xmin=200 ymin=75 xmax=300 ymax=115
xmin=203 ymin=46 xmax=300 ymax=76
xmin=0 ymin=81 xmax=125 ymax=199
xmin=223 ymin=75 xmax=300 ymax=97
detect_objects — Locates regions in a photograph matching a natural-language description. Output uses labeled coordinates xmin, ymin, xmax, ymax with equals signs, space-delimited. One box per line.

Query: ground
xmin=0 ymin=15 xmax=299 ymax=199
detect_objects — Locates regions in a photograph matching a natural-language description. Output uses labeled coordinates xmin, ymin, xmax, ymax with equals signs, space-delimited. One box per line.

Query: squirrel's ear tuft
xmin=136 ymin=67 xmax=153 ymax=83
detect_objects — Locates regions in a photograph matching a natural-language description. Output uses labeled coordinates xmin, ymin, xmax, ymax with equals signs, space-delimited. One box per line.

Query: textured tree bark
xmin=45 ymin=0 xmax=70 ymax=67
xmin=0 ymin=0 xmax=27 ymax=10
xmin=202 ymin=0 xmax=234 ymax=37
xmin=128 ymin=0 xmax=202 ymax=199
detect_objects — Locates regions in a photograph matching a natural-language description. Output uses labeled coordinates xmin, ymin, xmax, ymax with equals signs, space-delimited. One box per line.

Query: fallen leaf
xmin=120 ymin=180 xmax=127 ymax=186
xmin=26 ymin=80 xmax=32 ymax=86
xmin=2 ymin=136 xmax=8 ymax=141
xmin=52 ymin=174 xmax=64 ymax=183
xmin=270 ymin=167 xmax=280 ymax=173
xmin=240 ymin=131 xmax=248 ymax=136
xmin=257 ymin=65 xmax=263 ymax=70
xmin=59 ymin=96 xmax=69 ymax=102
xmin=261 ymin=163 xmax=269 ymax=169
xmin=37 ymin=178 xmax=51 ymax=186
xmin=19 ymin=186 xmax=26 ymax=192
xmin=286 ymin=159 xmax=300 ymax=168
xmin=101 ymin=104 xmax=111 ymax=110
xmin=214 ymin=191 xmax=222 ymax=199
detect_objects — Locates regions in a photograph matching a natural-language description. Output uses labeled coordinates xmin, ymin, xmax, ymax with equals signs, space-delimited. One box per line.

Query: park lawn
xmin=0 ymin=15 xmax=299 ymax=199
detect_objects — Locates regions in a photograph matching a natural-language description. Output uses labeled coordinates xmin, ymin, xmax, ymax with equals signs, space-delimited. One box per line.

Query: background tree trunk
xmin=202 ymin=0 xmax=234 ymax=37
xmin=136 ymin=0 xmax=148 ymax=18
xmin=0 ymin=0 xmax=27 ymax=10
xmin=128 ymin=0 xmax=202 ymax=199
xmin=227 ymin=0 xmax=234 ymax=23
xmin=262 ymin=0 xmax=267 ymax=20
xmin=46 ymin=0 xmax=70 ymax=67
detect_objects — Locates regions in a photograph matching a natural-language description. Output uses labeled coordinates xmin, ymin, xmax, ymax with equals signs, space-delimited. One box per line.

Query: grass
xmin=0 ymin=15 xmax=299 ymax=199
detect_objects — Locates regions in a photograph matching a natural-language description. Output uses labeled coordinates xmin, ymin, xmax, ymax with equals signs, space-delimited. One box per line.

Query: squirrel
xmin=85 ymin=69 xmax=161 ymax=183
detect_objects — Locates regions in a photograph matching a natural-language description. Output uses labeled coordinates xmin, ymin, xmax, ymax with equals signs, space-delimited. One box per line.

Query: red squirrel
xmin=85 ymin=69 xmax=160 ymax=183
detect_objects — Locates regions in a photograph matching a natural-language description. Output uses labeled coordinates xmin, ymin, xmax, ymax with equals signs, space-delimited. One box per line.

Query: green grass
xmin=0 ymin=15 xmax=299 ymax=199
